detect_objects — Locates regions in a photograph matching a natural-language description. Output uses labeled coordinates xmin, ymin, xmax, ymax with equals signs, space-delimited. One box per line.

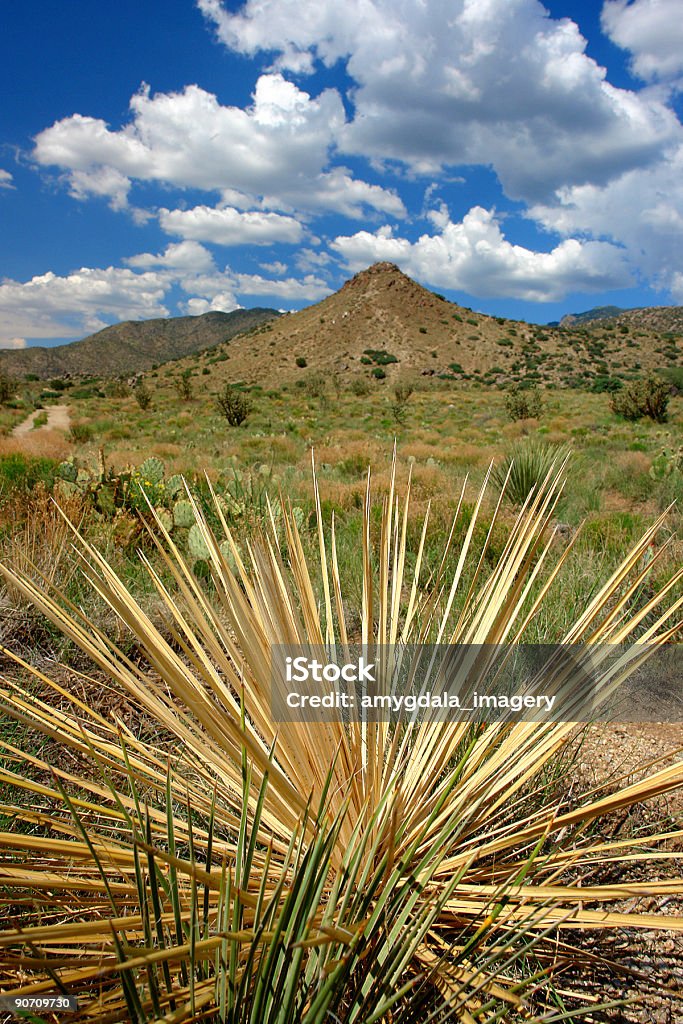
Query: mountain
xmin=3 ymin=263 xmax=680 ymax=388
xmin=585 ymin=304 xmax=683 ymax=335
xmin=559 ymin=304 xmax=683 ymax=334
xmin=557 ymin=306 xmax=626 ymax=327
xmin=165 ymin=262 xmax=681 ymax=389
xmin=0 ymin=308 xmax=279 ymax=380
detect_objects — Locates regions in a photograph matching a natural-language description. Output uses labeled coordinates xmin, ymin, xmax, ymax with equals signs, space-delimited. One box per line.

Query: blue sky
xmin=2 ymin=0 xmax=683 ymax=348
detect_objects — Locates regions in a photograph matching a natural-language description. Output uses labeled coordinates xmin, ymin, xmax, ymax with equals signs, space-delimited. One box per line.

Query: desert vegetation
xmin=0 ymin=272 xmax=682 ymax=1019
xmin=0 ymin=457 xmax=682 ymax=1022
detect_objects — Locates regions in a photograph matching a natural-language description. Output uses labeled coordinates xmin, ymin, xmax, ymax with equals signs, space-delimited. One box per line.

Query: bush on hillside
xmin=133 ymin=383 xmax=152 ymax=410
xmin=610 ymin=375 xmax=669 ymax=422
xmin=504 ymin=384 xmax=543 ymax=421
xmin=174 ymin=370 xmax=193 ymax=401
xmin=216 ymin=383 xmax=252 ymax=426
xmin=0 ymin=372 xmax=17 ymax=405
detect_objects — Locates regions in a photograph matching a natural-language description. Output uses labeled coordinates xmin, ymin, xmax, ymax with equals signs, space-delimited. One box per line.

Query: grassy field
xmin=1 ymin=369 xmax=682 ymax=1022
xmin=1 ymin=373 xmax=682 ymax=649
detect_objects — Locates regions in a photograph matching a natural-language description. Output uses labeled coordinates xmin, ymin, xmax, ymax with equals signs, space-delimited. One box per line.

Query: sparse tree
xmin=133 ymin=383 xmax=152 ymax=410
xmin=392 ymin=381 xmax=414 ymax=424
xmin=306 ymin=372 xmax=327 ymax=400
xmin=505 ymin=384 xmax=542 ymax=422
xmin=216 ymin=384 xmax=252 ymax=426
xmin=611 ymin=375 xmax=669 ymax=423
xmin=174 ymin=370 xmax=193 ymax=401
xmin=108 ymin=377 xmax=129 ymax=399
xmin=0 ymin=371 xmax=16 ymax=405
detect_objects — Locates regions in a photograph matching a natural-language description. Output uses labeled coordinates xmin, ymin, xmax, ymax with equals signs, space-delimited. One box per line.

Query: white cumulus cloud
xmin=126 ymin=240 xmax=216 ymax=273
xmin=0 ymin=265 xmax=171 ymax=347
xmin=332 ymin=206 xmax=632 ymax=301
xmin=33 ymin=75 xmax=402 ymax=218
xmin=231 ymin=272 xmax=330 ymax=300
xmin=602 ymin=0 xmax=683 ymax=84
xmin=0 ymin=169 xmax=15 ymax=190
xmin=201 ymin=0 xmax=680 ymax=202
xmin=159 ymin=204 xmax=304 ymax=246
xmin=529 ymin=141 xmax=683 ymax=294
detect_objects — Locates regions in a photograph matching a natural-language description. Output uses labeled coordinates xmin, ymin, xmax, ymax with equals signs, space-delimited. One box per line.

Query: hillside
xmin=560 ymin=304 xmax=683 ymax=335
xmin=0 ymin=308 xmax=279 ymax=379
xmin=163 ymin=263 xmax=682 ymax=390
xmin=558 ymin=306 xmax=626 ymax=327
xmin=583 ymin=304 xmax=683 ymax=335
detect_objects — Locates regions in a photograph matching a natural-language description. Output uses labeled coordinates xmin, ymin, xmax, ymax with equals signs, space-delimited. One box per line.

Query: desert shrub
xmin=391 ymin=381 xmax=414 ymax=423
xmin=48 ymin=378 xmax=68 ymax=391
xmin=350 ymin=377 xmax=370 ymax=396
xmin=302 ymin=371 xmax=327 ymax=399
xmin=133 ymin=383 xmax=152 ymax=410
xmin=493 ymin=438 xmax=571 ymax=505
xmin=590 ymin=375 xmax=623 ymax=394
xmin=69 ymin=422 xmax=94 ymax=443
xmin=504 ymin=384 xmax=543 ymax=420
xmin=659 ymin=366 xmax=683 ymax=393
xmin=372 ymin=366 xmax=387 ymax=379
xmin=107 ymin=378 xmax=130 ymax=398
xmin=31 ymin=411 xmax=48 ymax=429
xmin=174 ymin=370 xmax=193 ymax=401
xmin=70 ymin=387 xmax=95 ymax=400
xmin=295 ymin=356 xmax=307 ymax=368
xmin=216 ymin=383 xmax=252 ymax=426
xmin=363 ymin=348 xmax=398 ymax=365
xmin=610 ymin=375 xmax=669 ymax=422
xmin=0 ymin=452 xmax=56 ymax=497
xmin=0 ymin=372 xmax=17 ymax=405
xmin=39 ymin=390 xmax=62 ymax=400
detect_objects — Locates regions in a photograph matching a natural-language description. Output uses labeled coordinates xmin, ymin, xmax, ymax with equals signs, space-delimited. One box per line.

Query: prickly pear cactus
xmin=155 ymin=507 xmax=174 ymax=532
xmin=292 ymin=506 xmax=305 ymax=530
xmin=55 ymin=479 xmax=80 ymax=498
xmin=188 ymin=523 xmax=211 ymax=561
xmin=56 ymin=460 xmax=78 ymax=483
xmin=165 ymin=474 xmax=184 ymax=499
xmin=173 ymin=499 xmax=195 ymax=528
xmin=650 ymin=446 xmax=683 ymax=480
xmin=138 ymin=457 xmax=165 ymax=485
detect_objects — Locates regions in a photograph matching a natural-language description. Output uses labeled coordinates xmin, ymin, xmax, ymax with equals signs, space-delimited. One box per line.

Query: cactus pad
xmin=138 ymin=457 xmax=165 ymax=484
xmin=173 ymin=499 xmax=196 ymax=528
xmin=188 ymin=523 xmax=211 ymax=561
xmin=56 ymin=460 xmax=78 ymax=483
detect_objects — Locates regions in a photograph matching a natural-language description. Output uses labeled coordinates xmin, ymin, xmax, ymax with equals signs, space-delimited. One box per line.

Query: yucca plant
xmin=0 ymin=456 xmax=682 ymax=1022
xmin=492 ymin=439 xmax=572 ymax=507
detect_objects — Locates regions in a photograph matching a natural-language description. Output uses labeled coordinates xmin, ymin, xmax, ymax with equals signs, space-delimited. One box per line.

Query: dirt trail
xmin=12 ymin=404 xmax=71 ymax=437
